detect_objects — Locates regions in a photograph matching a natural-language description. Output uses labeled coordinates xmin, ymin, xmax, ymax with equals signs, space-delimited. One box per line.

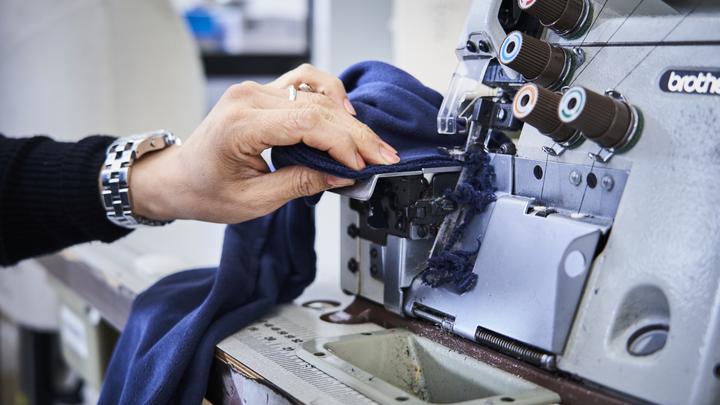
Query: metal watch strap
xmin=100 ymin=130 xmax=180 ymax=228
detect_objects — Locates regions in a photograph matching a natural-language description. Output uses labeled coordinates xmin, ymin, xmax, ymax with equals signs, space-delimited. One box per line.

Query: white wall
xmin=312 ymin=0 xmax=394 ymax=76
xmin=392 ymin=0 xmax=472 ymax=92
xmin=0 ymin=0 xmax=205 ymax=140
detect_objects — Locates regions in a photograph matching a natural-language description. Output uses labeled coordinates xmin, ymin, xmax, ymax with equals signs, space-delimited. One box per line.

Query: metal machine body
xmin=339 ymin=1 xmax=720 ymax=404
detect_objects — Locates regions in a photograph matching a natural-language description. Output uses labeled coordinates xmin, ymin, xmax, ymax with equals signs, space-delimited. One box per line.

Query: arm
xmin=0 ymin=64 xmax=399 ymax=266
xmin=0 ymin=134 xmax=131 ymax=266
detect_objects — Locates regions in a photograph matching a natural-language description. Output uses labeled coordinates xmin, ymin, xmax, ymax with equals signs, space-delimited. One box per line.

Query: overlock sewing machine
xmin=212 ymin=1 xmax=720 ymax=404
xmin=317 ymin=0 xmax=720 ymax=404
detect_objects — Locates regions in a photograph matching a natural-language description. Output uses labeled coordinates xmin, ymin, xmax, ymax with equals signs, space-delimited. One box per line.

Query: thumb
xmin=263 ymin=165 xmax=355 ymax=202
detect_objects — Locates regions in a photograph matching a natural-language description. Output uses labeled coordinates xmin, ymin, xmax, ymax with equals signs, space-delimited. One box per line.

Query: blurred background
xmin=0 ymin=0 xmax=470 ymax=403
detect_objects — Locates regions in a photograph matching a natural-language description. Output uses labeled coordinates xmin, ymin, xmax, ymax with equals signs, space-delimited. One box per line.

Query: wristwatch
xmin=100 ymin=129 xmax=181 ymax=228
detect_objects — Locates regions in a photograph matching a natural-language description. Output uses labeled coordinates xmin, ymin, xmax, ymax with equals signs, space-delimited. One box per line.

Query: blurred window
xmin=173 ymin=0 xmax=311 ymax=75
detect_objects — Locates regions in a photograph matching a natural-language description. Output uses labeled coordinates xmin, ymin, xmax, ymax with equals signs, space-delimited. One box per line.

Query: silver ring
xmin=298 ymin=82 xmax=314 ymax=93
xmin=288 ymin=85 xmax=298 ymax=101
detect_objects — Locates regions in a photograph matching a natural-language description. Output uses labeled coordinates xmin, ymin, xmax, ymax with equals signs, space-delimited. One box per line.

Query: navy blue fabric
xmin=271 ymin=61 xmax=466 ymax=179
xmin=99 ymin=60 xmax=464 ymax=404
xmin=99 ymin=201 xmax=316 ymax=404
xmin=421 ymin=150 xmax=496 ymax=293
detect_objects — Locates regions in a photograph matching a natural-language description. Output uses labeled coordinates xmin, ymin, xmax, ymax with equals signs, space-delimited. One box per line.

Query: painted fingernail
xmin=344 ymin=98 xmax=357 ymax=115
xmin=327 ymin=175 xmax=355 ymax=187
xmin=355 ymin=151 xmax=366 ymax=170
xmin=380 ymin=145 xmax=401 ymax=164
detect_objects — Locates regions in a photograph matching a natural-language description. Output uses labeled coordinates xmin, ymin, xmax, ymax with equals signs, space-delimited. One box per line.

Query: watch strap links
xmin=100 ymin=130 xmax=180 ymax=228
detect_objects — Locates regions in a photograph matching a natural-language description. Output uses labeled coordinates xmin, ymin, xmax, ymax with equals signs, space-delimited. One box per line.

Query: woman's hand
xmin=129 ymin=64 xmax=399 ymax=224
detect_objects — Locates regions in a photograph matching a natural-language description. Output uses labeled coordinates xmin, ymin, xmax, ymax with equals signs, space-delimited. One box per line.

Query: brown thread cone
xmin=502 ymin=32 xmax=550 ymax=80
xmin=553 ymin=0 xmax=586 ymax=33
xmin=560 ymin=86 xmax=633 ymax=148
xmin=513 ymin=84 xmax=575 ymax=143
xmin=519 ymin=0 xmax=566 ymax=25
xmin=500 ymin=32 xmax=567 ymax=87
xmin=521 ymin=0 xmax=585 ymax=34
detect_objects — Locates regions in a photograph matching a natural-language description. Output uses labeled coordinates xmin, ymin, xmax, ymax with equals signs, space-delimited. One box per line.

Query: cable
xmin=577 ymin=156 xmax=596 ymax=213
xmin=539 ymin=147 xmax=551 ymax=202
xmin=577 ymin=0 xmax=609 ymax=49
xmin=613 ymin=0 xmax=706 ymax=89
xmin=570 ymin=0 xmax=646 ymax=85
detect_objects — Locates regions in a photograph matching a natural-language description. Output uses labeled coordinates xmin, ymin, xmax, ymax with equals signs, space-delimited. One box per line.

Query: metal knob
xmin=499 ymin=31 xmax=572 ymax=90
xmin=518 ymin=0 xmax=590 ymax=37
xmin=513 ymin=83 xmax=577 ymax=143
xmin=558 ymin=86 xmax=640 ymax=150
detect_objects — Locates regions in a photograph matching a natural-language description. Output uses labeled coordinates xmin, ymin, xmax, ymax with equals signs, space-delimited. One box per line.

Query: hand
xmin=129 ymin=64 xmax=400 ymax=224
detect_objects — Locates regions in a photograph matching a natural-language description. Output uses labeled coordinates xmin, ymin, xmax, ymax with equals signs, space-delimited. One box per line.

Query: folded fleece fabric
xmin=271 ymin=60 xmax=466 ymax=178
xmin=99 ymin=61 xmax=465 ymax=404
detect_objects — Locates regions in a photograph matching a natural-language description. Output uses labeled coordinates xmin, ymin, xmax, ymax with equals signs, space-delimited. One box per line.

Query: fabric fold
xmin=100 ymin=202 xmax=316 ymax=404
xmin=271 ymin=61 xmax=466 ymax=179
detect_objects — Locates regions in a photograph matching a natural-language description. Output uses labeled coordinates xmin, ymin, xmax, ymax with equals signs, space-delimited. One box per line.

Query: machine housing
xmin=338 ymin=1 xmax=720 ymax=404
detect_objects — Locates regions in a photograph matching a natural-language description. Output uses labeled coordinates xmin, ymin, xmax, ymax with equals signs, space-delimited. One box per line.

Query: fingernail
xmin=380 ymin=145 xmax=401 ymax=164
xmin=355 ymin=151 xmax=366 ymax=170
xmin=382 ymin=142 xmax=398 ymax=154
xmin=327 ymin=175 xmax=355 ymax=187
xmin=344 ymin=98 xmax=357 ymax=115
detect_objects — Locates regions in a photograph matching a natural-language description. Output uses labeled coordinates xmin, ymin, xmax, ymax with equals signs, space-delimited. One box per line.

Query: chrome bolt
xmin=573 ymin=47 xmax=586 ymax=65
xmin=496 ymin=108 xmax=506 ymax=120
xmin=569 ymin=170 xmax=582 ymax=186
xmin=601 ymin=175 xmax=614 ymax=191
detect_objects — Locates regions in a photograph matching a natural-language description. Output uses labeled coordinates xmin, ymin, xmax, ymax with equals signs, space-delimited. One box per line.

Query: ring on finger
xmin=287 ymin=85 xmax=298 ymax=101
xmin=298 ymin=82 xmax=314 ymax=93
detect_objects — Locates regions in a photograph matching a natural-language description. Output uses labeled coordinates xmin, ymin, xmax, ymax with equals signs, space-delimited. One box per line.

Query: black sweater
xmin=0 ymin=134 xmax=131 ymax=266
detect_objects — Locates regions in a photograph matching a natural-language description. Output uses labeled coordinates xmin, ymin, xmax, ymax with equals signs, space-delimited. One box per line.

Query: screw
xmin=500 ymin=142 xmax=516 ymax=155
xmin=417 ymin=225 xmax=428 ymax=238
xmin=569 ymin=170 xmax=582 ymax=186
xmin=601 ymin=175 xmax=614 ymax=191
xmin=370 ymin=265 xmax=379 ymax=276
xmin=496 ymin=108 xmax=506 ymax=121
xmin=347 ymin=223 xmax=359 ymax=238
xmin=347 ymin=258 xmax=358 ymax=273
xmin=465 ymin=40 xmax=478 ymax=53
xmin=476 ymin=40 xmax=490 ymax=53
xmin=370 ymin=248 xmax=378 ymax=259
xmin=573 ymin=47 xmax=586 ymax=65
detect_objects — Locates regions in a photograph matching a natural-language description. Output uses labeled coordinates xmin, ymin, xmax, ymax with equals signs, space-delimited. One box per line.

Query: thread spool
xmin=558 ymin=86 xmax=639 ymax=150
xmin=499 ymin=31 xmax=571 ymax=89
xmin=518 ymin=0 xmax=589 ymax=37
xmin=513 ymin=83 xmax=577 ymax=143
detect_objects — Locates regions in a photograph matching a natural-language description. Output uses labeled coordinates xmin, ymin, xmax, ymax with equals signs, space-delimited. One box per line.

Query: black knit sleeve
xmin=0 ymin=134 xmax=132 ymax=266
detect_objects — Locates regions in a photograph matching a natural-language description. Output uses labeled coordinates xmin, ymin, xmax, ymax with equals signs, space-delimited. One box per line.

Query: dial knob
xmin=518 ymin=0 xmax=589 ymax=37
xmin=499 ymin=31 xmax=571 ymax=89
xmin=513 ymin=83 xmax=577 ymax=143
xmin=558 ymin=86 xmax=638 ymax=149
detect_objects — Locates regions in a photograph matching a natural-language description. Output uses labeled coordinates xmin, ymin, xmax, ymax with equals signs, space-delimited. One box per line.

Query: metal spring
xmin=475 ymin=327 xmax=556 ymax=370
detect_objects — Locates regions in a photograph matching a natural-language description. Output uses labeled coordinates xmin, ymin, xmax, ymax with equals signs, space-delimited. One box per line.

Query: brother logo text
xmin=660 ymin=69 xmax=720 ymax=96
